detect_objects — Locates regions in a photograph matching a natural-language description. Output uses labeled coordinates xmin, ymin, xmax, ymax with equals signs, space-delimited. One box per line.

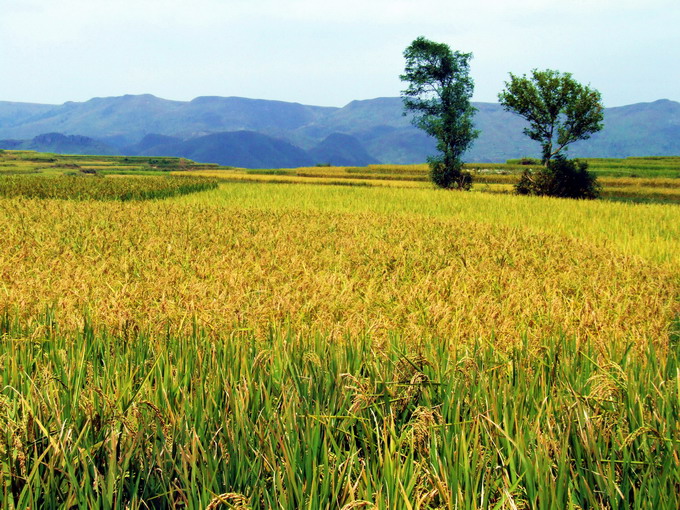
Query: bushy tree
xmin=515 ymin=155 xmax=601 ymax=199
xmin=498 ymin=69 xmax=604 ymax=164
xmin=499 ymin=69 xmax=604 ymax=199
xmin=401 ymin=37 xmax=479 ymax=189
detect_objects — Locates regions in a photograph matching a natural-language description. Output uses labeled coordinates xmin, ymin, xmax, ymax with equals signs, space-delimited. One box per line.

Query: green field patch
xmin=97 ymin=169 xmax=171 ymax=176
xmin=0 ymin=174 xmax=218 ymax=201
xmin=1 ymin=324 xmax=678 ymax=508
xmin=245 ymin=168 xmax=295 ymax=175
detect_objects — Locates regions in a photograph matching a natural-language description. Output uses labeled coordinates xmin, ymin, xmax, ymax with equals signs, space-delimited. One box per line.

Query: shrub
xmin=429 ymin=157 xmax=473 ymax=190
xmin=515 ymin=156 xmax=601 ymax=199
xmin=519 ymin=157 xmax=541 ymax=165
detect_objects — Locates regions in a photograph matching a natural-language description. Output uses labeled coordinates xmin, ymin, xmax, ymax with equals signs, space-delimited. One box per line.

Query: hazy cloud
xmin=1 ymin=0 xmax=678 ymax=106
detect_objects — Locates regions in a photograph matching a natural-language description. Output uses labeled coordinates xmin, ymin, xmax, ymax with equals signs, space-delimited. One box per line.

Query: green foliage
xmin=516 ymin=156 xmax=602 ymax=199
xmin=146 ymin=158 xmax=182 ymax=170
xmin=428 ymin=156 xmax=472 ymax=190
xmin=671 ymin=315 xmax=680 ymax=350
xmin=499 ymin=69 xmax=604 ymax=163
xmin=1 ymin=322 xmax=678 ymax=508
xmin=401 ymin=36 xmax=479 ymax=189
xmin=517 ymin=157 xmax=541 ymax=165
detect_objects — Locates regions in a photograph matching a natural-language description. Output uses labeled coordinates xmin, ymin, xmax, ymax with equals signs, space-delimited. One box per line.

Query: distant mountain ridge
xmin=1 ymin=95 xmax=678 ymax=167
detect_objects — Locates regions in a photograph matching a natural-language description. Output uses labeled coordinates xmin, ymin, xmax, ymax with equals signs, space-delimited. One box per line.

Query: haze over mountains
xmin=1 ymin=94 xmax=679 ymax=167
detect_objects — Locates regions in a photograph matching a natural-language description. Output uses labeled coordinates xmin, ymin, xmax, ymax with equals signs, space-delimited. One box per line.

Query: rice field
xmin=0 ymin=151 xmax=679 ymax=508
xmin=0 ymin=174 xmax=217 ymax=201
xmin=0 ymin=150 xmax=220 ymax=176
xmin=3 ymin=326 xmax=678 ymax=509
xmin=185 ymin=158 xmax=680 ymax=203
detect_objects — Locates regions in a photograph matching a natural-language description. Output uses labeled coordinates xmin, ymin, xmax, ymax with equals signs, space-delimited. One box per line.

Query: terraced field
xmin=186 ymin=157 xmax=680 ymax=203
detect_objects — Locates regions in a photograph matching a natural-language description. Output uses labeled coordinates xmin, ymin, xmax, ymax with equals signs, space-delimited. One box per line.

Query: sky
xmin=1 ymin=0 xmax=678 ymax=108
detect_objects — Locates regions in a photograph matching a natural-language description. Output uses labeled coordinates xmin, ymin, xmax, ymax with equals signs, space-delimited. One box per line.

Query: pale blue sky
xmin=1 ymin=0 xmax=678 ymax=107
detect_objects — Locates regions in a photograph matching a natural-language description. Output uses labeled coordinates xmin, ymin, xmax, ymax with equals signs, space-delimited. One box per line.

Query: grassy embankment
xmin=0 ymin=150 xmax=678 ymax=508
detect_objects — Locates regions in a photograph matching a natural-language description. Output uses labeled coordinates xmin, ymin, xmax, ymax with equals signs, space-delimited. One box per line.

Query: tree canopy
xmin=401 ymin=37 xmax=478 ymax=189
xmin=498 ymin=69 xmax=604 ymax=164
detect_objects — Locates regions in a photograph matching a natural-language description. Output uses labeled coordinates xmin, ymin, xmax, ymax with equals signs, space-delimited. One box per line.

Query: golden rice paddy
xmin=1 ymin=151 xmax=679 ymax=508
xmin=1 ymin=182 xmax=677 ymax=352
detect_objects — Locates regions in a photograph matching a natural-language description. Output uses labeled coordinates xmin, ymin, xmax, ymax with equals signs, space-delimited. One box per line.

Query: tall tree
xmin=401 ymin=37 xmax=478 ymax=189
xmin=498 ymin=69 xmax=604 ymax=164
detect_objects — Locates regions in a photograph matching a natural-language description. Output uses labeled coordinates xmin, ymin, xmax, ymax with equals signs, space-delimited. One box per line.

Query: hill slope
xmin=131 ymin=131 xmax=315 ymax=168
xmin=0 ymin=95 xmax=336 ymax=147
xmin=308 ymin=133 xmax=380 ymax=166
xmin=0 ymin=95 xmax=678 ymax=165
xmin=0 ymin=133 xmax=119 ymax=155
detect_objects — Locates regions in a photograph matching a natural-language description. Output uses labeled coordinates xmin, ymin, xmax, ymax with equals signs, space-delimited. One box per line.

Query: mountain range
xmin=1 ymin=94 xmax=679 ymax=167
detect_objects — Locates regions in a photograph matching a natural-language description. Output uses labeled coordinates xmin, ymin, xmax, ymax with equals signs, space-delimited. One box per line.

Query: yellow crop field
xmin=1 ymin=192 xmax=676 ymax=349
xmin=185 ymin=158 xmax=680 ymax=202
xmin=1 ymin=152 xmax=679 ymax=508
xmin=175 ymin=182 xmax=680 ymax=266
xmin=190 ymin=169 xmax=426 ymax=188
